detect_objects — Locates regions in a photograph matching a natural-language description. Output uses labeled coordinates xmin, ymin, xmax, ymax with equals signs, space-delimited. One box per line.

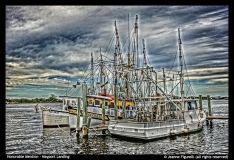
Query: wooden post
xmin=207 ymin=95 xmax=212 ymax=116
xmin=82 ymin=83 xmax=88 ymax=138
xmin=122 ymin=99 xmax=126 ymax=119
xmin=156 ymin=97 xmax=159 ymax=121
xmin=150 ymin=97 xmax=153 ymax=122
xmin=199 ymin=95 xmax=203 ymax=111
xmin=87 ymin=116 xmax=91 ymax=128
xmin=102 ymin=99 xmax=106 ymax=124
xmin=76 ymin=97 xmax=81 ymax=136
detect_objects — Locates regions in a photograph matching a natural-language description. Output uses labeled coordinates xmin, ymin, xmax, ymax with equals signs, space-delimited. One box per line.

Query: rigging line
xmin=182 ymin=50 xmax=196 ymax=96
xmin=59 ymin=87 xmax=73 ymax=96
xmin=71 ymin=85 xmax=81 ymax=96
xmin=168 ymin=51 xmax=178 ymax=76
xmin=72 ymin=85 xmax=82 ymax=97
xmin=101 ymin=54 xmax=114 ymax=61
xmin=103 ymin=64 xmax=114 ymax=74
xmin=68 ymin=86 xmax=79 ymax=96
xmin=66 ymin=87 xmax=75 ymax=96
xmin=146 ymin=50 xmax=152 ymax=66
xmin=184 ymin=81 xmax=196 ymax=97
xmin=78 ymin=61 xmax=91 ymax=83
xmin=122 ymin=25 xmax=135 ymax=49
xmin=83 ymin=61 xmax=99 ymax=81
xmin=103 ymin=31 xmax=115 ymax=58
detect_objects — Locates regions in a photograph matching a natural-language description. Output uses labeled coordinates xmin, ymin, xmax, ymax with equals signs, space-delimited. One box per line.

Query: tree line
xmin=6 ymin=94 xmax=62 ymax=104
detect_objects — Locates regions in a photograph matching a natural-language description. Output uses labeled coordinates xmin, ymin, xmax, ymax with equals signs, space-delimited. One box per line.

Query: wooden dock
xmin=206 ymin=116 xmax=228 ymax=119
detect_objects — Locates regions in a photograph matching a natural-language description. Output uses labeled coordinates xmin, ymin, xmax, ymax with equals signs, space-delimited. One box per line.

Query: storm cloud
xmin=5 ymin=5 xmax=228 ymax=98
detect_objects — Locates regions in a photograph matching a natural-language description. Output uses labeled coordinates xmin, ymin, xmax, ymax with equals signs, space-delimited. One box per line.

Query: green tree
xmin=20 ymin=98 xmax=25 ymax=103
xmin=47 ymin=94 xmax=57 ymax=102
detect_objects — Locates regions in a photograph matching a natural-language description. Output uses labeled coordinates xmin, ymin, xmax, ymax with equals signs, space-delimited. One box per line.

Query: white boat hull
xmin=108 ymin=109 xmax=206 ymax=140
xmin=42 ymin=109 xmax=70 ymax=127
xmin=41 ymin=106 xmax=116 ymax=128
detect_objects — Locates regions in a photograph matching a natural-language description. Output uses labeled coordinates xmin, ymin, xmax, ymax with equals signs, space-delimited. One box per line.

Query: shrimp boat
xmin=41 ymin=93 xmax=132 ymax=129
xmin=42 ymin=15 xmax=206 ymax=139
xmin=105 ymin=15 xmax=206 ymax=140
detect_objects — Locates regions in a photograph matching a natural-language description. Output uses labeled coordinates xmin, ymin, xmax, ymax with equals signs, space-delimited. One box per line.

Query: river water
xmin=5 ymin=100 xmax=228 ymax=155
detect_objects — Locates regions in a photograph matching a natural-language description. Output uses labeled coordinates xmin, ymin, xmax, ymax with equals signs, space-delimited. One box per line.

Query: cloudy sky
xmin=5 ymin=5 xmax=228 ymax=99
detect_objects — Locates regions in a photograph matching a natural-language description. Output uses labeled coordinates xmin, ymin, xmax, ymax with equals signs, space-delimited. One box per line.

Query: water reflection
xmin=6 ymin=101 xmax=229 ymax=155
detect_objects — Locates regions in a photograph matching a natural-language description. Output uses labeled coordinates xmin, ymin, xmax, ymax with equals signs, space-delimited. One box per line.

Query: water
xmin=5 ymin=100 xmax=229 ymax=155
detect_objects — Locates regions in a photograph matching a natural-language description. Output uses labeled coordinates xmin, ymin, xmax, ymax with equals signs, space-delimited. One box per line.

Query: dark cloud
xmin=5 ymin=6 xmax=228 ymax=98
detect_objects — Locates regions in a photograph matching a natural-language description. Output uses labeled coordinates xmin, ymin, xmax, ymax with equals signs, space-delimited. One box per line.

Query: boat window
xmin=105 ymin=101 xmax=108 ymax=107
xmin=177 ymin=103 xmax=181 ymax=109
xmin=190 ymin=101 xmax=196 ymax=110
xmin=118 ymin=106 xmax=122 ymax=110
xmin=110 ymin=102 xmax=114 ymax=108
xmin=170 ymin=102 xmax=176 ymax=111
xmin=187 ymin=102 xmax=196 ymax=110
xmin=71 ymin=100 xmax=76 ymax=106
xmin=95 ymin=100 xmax=100 ymax=106
xmin=88 ymin=100 xmax=93 ymax=105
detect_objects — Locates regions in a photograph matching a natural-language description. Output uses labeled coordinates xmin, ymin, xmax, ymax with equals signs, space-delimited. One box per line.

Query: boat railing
xmin=143 ymin=119 xmax=186 ymax=128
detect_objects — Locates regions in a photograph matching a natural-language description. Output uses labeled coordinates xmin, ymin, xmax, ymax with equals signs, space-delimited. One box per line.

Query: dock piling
xmin=87 ymin=116 xmax=91 ymax=128
xmin=199 ymin=95 xmax=202 ymax=111
xmin=76 ymin=97 xmax=81 ymax=137
xmin=102 ymin=99 xmax=105 ymax=124
xmin=82 ymin=83 xmax=88 ymax=138
xmin=122 ymin=99 xmax=126 ymax=119
xmin=207 ymin=95 xmax=212 ymax=116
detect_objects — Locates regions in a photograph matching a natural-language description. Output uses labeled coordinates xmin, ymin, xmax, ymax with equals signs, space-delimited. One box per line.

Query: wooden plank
xmin=88 ymin=125 xmax=108 ymax=132
xmin=206 ymin=116 xmax=228 ymax=119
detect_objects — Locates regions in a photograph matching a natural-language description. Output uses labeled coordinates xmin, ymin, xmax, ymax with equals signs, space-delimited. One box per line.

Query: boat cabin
xmin=59 ymin=96 xmax=79 ymax=111
xmin=87 ymin=95 xmax=134 ymax=109
xmin=168 ymin=99 xmax=198 ymax=111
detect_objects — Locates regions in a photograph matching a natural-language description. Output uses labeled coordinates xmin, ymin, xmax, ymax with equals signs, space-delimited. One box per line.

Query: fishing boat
xmin=41 ymin=107 xmax=70 ymax=127
xmin=105 ymin=15 xmax=206 ymax=140
xmin=41 ymin=94 xmax=132 ymax=129
xmin=42 ymin=15 xmax=206 ymax=139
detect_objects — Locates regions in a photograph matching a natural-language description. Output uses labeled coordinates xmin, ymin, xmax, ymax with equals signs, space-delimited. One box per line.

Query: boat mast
xmin=90 ymin=53 xmax=95 ymax=95
xmin=135 ymin=15 xmax=139 ymax=68
xmin=114 ymin=46 xmax=118 ymax=120
xmin=127 ymin=14 xmax=131 ymax=69
xmin=143 ymin=39 xmax=147 ymax=67
xmin=114 ymin=21 xmax=123 ymax=71
xmin=163 ymin=68 xmax=166 ymax=94
xmin=178 ymin=28 xmax=184 ymax=110
xmin=142 ymin=39 xmax=150 ymax=97
xmin=134 ymin=15 xmax=140 ymax=97
xmin=171 ymin=74 xmax=174 ymax=99
xmin=126 ymin=14 xmax=130 ymax=97
xmin=155 ymin=71 xmax=158 ymax=95
xmin=100 ymin=48 xmax=103 ymax=94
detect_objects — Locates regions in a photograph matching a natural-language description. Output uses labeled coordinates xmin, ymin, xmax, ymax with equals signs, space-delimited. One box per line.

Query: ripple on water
xmin=6 ymin=101 xmax=229 ymax=154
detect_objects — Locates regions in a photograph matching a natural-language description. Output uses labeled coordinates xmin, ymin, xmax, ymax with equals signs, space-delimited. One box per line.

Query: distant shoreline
xmin=5 ymin=102 xmax=62 ymax=105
